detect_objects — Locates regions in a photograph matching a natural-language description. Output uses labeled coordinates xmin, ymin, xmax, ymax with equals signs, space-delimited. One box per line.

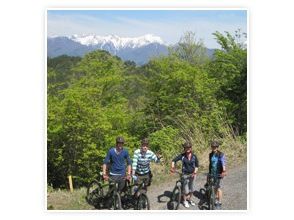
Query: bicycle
xmin=86 ymin=173 xmax=122 ymax=210
xmin=168 ymin=170 xmax=193 ymax=210
xmin=204 ymin=173 xmax=222 ymax=210
xmin=121 ymin=177 xmax=150 ymax=210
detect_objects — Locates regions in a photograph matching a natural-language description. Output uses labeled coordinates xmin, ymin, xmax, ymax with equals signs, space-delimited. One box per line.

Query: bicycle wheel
xmin=86 ymin=180 xmax=103 ymax=208
xmin=136 ymin=193 xmax=150 ymax=210
xmin=170 ymin=185 xmax=181 ymax=210
xmin=111 ymin=192 xmax=122 ymax=210
xmin=208 ymin=187 xmax=215 ymax=210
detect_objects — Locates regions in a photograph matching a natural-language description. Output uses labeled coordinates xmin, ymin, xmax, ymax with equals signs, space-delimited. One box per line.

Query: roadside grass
xmin=174 ymin=115 xmax=247 ymax=171
xmin=47 ymin=187 xmax=93 ymax=210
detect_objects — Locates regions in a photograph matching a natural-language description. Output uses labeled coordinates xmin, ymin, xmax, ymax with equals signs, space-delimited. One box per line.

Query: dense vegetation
xmin=47 ymin=31 xmax=247 ymax=188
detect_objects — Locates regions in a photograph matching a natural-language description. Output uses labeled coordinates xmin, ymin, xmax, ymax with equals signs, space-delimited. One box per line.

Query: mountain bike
xmin=205 ymin=173 xmax=222 ymax=210
xmin=86 ymin=173 xmax=122 ymax=210
xmin=121 ymin=178 xmax=150 ymax=210
xmin=168 ymin=170 xmax=193 ymax=210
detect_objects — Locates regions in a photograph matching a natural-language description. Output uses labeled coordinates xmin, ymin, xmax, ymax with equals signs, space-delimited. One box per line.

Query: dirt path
xmin=146 ymin=163 xmax=247 ymax=210
xmin=79 ymin=163 xmax=247 ymax=210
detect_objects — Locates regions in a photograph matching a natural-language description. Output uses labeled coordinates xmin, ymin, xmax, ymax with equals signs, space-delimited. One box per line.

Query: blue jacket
xmin=209 ymin=150 xmax=226 ymax=175
xmin=103 ymin=147 xmax=132 ymax=175
xmin=172 ymin=153 xmax=199 ymax=174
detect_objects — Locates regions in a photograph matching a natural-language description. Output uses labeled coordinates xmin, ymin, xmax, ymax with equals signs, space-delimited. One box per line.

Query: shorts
xmin=109 ymin=175 xmax=125 ymax=192
xmin=215 ymin=178 xmax=223 ymax=189
xmin=135 ymin=172 xmax=151 ymax=192
xmin=182 ymin=174 xmax=196 ymax=195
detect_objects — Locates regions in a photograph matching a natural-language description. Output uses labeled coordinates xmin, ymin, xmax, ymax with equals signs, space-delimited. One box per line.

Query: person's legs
xmin=108 ymin=175 xmax=116 ymax=193
xmin=116 ymin=175 xmax=125 ymax=192
xmin=148 ymin=171 xmax=153 ymax=186
xmin=139 ymin=174 xmax=149 ymax=193
xmin=134 ymin=174 xmax=149 ymax=196
xmin=107 ymin=175 xmax=124 ymax=207
xmin=143 ymin=174 xmax=150 ymax=192
xmin=217 ymin=189 xmax=222 ymax=203
xmin=182 ymin=175 xmax=190 ymax=208
xmin=187 ymin=176 xmax=196 ymax=206
xmin=215 ymin=178 xmax=223 ymax=207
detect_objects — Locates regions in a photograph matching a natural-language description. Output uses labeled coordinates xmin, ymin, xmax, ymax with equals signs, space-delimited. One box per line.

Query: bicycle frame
xmin=121 ymin=178 xmax=150 ymax=209
xmin=86 ymin=177 xmax=122 ymax=209
xmin=205 ymin=173 xmax=221 ymax=210
xmin=174 ymin=171 xmax=193 ymax=188
xmin=106 ymin=180 xmax=120 ymax=196
xmin=169 ymin=171 xmax=193 ymax=210
xmin=207 ymin=173 xmax=221 ymax=190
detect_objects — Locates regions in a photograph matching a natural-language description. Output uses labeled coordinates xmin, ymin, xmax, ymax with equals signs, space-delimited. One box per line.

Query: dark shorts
xmin=109 ymin=175 xmax=125 ymax=192
xmin=135 ymin=172 xmax=151 ymax=191
xmin=215 ymin=178 xmax=223 ymax=189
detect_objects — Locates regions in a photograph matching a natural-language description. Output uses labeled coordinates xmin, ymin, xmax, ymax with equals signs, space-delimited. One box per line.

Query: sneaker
xmin=188 ymin=200 xmax=196 ymax=206
xmin=183 ymin=201 xmax=190 ymax=208
xmin=218 ymin=203 xmax=222 ymax=209
xmin=215 ymin=202 xmax=222 ymax=209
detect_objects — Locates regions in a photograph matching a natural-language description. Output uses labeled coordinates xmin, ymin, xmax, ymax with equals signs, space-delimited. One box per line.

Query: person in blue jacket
xmin=102 ymin=136 xmax=132 ymax=192
xmin=208 ymin=141 xmax=227 ymax=209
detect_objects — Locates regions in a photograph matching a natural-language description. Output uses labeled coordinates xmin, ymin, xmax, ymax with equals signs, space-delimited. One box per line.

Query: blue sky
xmin=47 ymin=10 xmax=247 ymax=49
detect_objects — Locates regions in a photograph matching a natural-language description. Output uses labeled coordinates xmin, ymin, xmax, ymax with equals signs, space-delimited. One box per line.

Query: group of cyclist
xmin=102 ymin=136 xmax=226 ymax=209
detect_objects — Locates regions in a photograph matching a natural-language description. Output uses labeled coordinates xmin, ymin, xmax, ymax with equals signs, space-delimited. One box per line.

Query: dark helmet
xmin=182 ymin=141 xmax=192 ymax=148
xmin=211 ymin=141 xmax=220 ymax=147
xmin=141 ymin=138 xmax=149 ymax=145
xmin=116 ymin=136 xmax=125 ymax=143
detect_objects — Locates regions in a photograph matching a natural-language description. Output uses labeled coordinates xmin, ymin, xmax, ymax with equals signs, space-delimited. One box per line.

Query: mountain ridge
xmin=47 ymin=34 xmax=215 ymax=65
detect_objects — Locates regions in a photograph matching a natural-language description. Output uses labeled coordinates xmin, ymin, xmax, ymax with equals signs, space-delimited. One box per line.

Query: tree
xmin=143 ymin=56 xmax=221 ymax=136
xmin=207 ymin=30 xmax=247 ymax=135
xmin=47 ymin=50 xmax=138 ymax=187
xmin=169 ymin=31 xmax=209 ymax=66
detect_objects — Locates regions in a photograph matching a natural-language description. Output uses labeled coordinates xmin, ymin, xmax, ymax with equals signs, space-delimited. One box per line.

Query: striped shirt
xmin=132 ymin=149 xmax=159 ymax=175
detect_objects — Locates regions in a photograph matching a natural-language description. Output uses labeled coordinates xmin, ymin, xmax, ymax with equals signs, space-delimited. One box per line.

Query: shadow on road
xmin=157 ymin=188 xmax=209 ymax=210
xmin=157 ymin=190 xmax=173 ymax=203
xmin=157 ymin=190 xmax=176 ymax=210
xmin=194 ymin=188 xmax=209 ymax=210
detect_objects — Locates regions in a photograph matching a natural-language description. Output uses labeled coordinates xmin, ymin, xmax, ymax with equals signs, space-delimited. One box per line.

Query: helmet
xmin=141 ymin=138 xmax=149 ymax=145
xmin=182 ymin=141 xmax=192 ymax=148
xmin=116 ymin=136 xmax=125 ymax=143
xmin=211 ymin=141 xmax=220 ymax=147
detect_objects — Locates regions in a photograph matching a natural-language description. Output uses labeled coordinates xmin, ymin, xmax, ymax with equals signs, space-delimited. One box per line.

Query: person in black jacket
xmin=208 ymin=141 xmax=227 ymax=208
xmin=171 ymin=141 xmax=199 ymax=208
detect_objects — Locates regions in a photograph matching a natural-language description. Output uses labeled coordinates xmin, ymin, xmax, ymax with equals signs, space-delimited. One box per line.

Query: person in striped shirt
xmin=132 ymin=138 xmax=160 ymax=193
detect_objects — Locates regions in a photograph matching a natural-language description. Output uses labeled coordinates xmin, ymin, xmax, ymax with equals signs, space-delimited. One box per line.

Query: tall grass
xmin=47 ymin=187 xmax=93 ymax=210
xmin=172 ymin=115 xmax=247 ymax=171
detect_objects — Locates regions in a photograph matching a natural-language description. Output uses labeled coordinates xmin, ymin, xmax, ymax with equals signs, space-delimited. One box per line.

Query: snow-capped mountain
xmin=47 ymin=34 xmax=215 ymax=65
xmin=47 ymin=34 xmax=168 ymax=65
xmin=69 ymin=34 xmax=165 ymax=49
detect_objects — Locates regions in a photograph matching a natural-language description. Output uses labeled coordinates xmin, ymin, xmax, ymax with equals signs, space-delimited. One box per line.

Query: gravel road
xmin=146 ymin=163 xmax=247 ymax=210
